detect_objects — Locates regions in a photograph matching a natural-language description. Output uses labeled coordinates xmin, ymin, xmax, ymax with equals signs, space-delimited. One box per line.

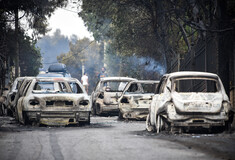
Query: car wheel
xmin=87 ymin=113 xmax=91 ymax=125
xmin=156 ymin=115 xmax=161 ymax=133
xmin=224 ymin=112 xmax=234 ymax=133
xmin=146 ymin=114 xmax=156 ymax=132
xmin=118 ymin=111 xmax=124 ymax=120
xmin=91 ymin=103 xmax=96 ymax=115
xmin=14 ymin=107 xmax=19 ymax=121
xmin=96 ymin=104 xmax=101 ymax=115
xmin=0 ymin=104 xmax=3 ymax=116
xmin=22 ymin=112 xmax=30 ymax=125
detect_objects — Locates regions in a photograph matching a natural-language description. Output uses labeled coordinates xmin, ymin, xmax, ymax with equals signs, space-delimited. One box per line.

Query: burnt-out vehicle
xmin=16 ymin=77 xmax=91 ymax=126
xmin=6 ymin=77 xmax=34 ymax=117
xmin=118 ymin=80 xmax=159 ymax=120
xmin=146 ymin=71 xmax=234 ymax=133
xmin=91 ymin=77 xmax=136 ymax=115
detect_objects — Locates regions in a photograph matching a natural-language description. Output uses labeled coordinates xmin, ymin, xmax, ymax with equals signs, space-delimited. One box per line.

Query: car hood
xmin=172 ymin=92 xmax=223 ymax=113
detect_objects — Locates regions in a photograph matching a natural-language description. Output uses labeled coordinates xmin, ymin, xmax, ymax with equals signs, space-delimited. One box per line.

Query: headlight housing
xmin=121 ymin=97 xmax=129 ymax=103
xmin=29 ymin=99 xmax=40 ymax=106
xmin=79 ymin=100 xmax=89 ymax=108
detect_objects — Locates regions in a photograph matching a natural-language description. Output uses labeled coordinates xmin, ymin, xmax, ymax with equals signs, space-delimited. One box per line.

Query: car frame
xmin=16 ymin=77 xmax=91 ymax=126
xmin=118 ymin=80 xmax=159 ymax=120
xmin=146 ymin=71 xmax=234 ymax=133
xmin=91 ymin=77 xmax=137 ymax=115
xmin=4 ymin=77 xmax=29 ymax=116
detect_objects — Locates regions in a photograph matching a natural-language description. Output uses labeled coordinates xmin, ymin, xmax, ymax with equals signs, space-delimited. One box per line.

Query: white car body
xmin=146 ymin=71 xmax=234 ymax=133
xmin=16 ymin=77 xmax=91 ymax=126
xmin=91 ymin=77 xmax=137 ymax=115
xmin=118 ymin=80 xmax=159 ymax=120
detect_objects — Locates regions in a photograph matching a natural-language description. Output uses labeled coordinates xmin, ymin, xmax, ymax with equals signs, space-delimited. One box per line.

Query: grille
xmin=46 ymin=101 xmax=73 ymax=107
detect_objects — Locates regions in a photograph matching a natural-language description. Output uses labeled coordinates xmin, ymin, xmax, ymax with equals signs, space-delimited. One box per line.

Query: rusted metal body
xmin=119 ymin=80 xmax=159 ymax=120
xmin=91 ymin=77 xmax=136 ymax=115
xmin=16 ymin=77 xmax=91 ymax=126
xmin=5 ymin=77 xmax=26 ymax=115
xmin=146 ymin=71 xmax=234 ymax=133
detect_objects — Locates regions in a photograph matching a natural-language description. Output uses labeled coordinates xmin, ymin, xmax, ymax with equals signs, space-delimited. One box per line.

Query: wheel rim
xmin=146 ymin=114 xmax=155 ymax=132
xmin=156 ymin=116 xmax=160 ymax=133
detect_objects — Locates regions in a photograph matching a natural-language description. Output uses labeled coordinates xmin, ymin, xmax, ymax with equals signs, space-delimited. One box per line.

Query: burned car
xmin=118 ymin=80 xmax=159 ymax=120
xmin=16 ymin=77 xmax=91 ymax=126
xmin=6 ymin=77 xmax=34 ymax=117
xmin=146 ymin=71 xmax=234 ymax=133
xmin=91 ymin=77 xmax=136 ymax=115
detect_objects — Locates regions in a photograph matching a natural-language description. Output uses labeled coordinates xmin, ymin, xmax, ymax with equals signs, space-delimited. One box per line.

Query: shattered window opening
xmin=142 ymin=83 xmax=157 ymax=93
xmin=102 ymin=81 xmax=129 ymax=92
xmin=69 ymin=82 xmax=83 ymax=93
xmin=173 ymin=78 xmax=219 ymax=93
xmin=34 ymin=82 xmax=54 ymax=91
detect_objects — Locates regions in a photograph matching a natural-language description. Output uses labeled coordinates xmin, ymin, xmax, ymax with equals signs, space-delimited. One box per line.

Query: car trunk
xmin=172 ymin=92 xmax=223 ymax=114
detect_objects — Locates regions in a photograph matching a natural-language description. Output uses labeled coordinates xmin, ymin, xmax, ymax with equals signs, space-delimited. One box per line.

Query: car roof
xmin=165 ymin=71 xmax=219 ymax=79
xmin=131 ymin=80 xmax=159 ymax=84
xmin=100 ymin=77 xmax=137 ymax=81
xmin=35 ymin=77 xmax=77 ymax=82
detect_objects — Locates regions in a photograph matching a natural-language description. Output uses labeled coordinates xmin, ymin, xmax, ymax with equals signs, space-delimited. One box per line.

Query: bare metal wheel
xmin=155 ymin=115 xmax=164 ymax=133
xmin=15 ymin=107 xmax=19 ymax=121
xmin=96 ymin=104 xmax=101 ymax=115
xmin=87 ymin=112 xmax=91 ymax=125
xmin=118 ymin=111 xmax=124 ymax=120
xmin=0 ymin=104 xmax=3 ymax=116
xmin=146 ymin=114 xmax=156 ymax=132
xmin=22 ymin=112 xmax=30 ymax=125
xmin=91 ymin=103 xmax=96 ymax=115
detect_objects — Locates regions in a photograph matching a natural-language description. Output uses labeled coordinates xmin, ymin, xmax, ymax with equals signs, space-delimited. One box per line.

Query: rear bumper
xmin=167 ymin=112 xmax=229 ymax=128
xmin=97 ymin=104 xmax=119 ymax=114
xmin=119 ymin=106 xmax=148 ymax=120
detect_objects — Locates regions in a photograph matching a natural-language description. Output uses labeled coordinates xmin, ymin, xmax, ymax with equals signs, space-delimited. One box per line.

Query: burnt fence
xmin=167 ymin=33 xmax=234 ymax=107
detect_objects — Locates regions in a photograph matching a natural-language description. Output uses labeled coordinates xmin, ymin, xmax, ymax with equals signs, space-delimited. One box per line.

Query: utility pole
xmin=14 ymin=8 xmax=19 ymax=78
xmin=81 ymin=60 xmax=85 ymax=76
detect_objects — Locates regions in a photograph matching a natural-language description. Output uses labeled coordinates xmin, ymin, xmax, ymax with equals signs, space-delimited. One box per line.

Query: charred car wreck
xmin=146 ymin=71 xmax=234 ymax=133
xmin=91 ymin=77 xmax=136 ymax=115
xmin=119 ymin=80 xmax=159 ymax=120
xmin=16 ymin=77 xmax=91 ymax=126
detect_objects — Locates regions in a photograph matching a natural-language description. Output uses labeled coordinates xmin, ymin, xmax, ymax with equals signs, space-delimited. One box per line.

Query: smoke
xmin=138 ymin=57 xmax=166 ymax=75
xmin=36 ymin=29 xmax=70 ymax=71
xmin=105 ymin=51 xmax=166 ymax=80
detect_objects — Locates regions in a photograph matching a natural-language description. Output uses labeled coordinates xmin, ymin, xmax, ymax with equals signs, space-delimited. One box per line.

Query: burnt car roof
xmin=100 ymin=77 xmax=137 ymax=82
xmin=130 ymin=80 xmax=159 ymax=84
xmin=35 ymin=77 xmax=78 ymax=82
xmin=166 ymin=71 xmax=219 ymax=79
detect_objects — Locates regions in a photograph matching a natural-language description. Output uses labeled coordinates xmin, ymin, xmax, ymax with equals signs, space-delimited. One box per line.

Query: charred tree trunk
xmin=14 ymin=8 xmax=19 ymax=78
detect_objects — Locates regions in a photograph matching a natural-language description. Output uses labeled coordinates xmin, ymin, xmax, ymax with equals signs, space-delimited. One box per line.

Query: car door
xmin=150 ymin=76 xmax=168 ymax=124
xmin=91 ymin=81 xmax=101 ymax=104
